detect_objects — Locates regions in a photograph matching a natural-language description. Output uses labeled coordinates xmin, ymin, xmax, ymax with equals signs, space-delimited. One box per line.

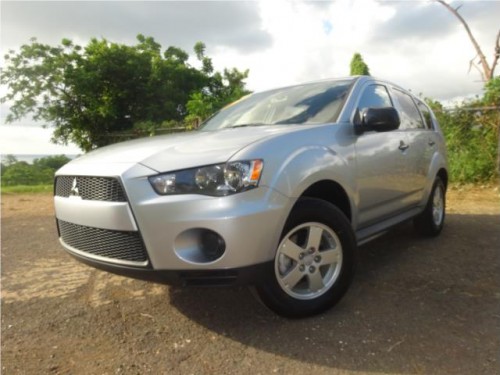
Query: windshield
xmin=200 ymin=79 xmax=354 ymax=131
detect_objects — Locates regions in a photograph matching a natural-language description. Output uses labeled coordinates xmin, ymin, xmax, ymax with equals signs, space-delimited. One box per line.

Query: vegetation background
xmin=428 ymin=80 xmax=499 ymax=184
xmin=1 ymin=35 xmax=499 ymax=190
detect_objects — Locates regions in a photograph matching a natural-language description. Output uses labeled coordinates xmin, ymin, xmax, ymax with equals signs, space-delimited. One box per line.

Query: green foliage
xmin=3 ymin=155 xmax=19 ymax=166
xmin=350 ymin=53 xmax=370 ymax=76
xmin=193 ymin=41 xmax=214 ymax=75
xmin=185 ymin=92 xmax=215 ymax=127
xmin=1 ymin=36 xmax=249 ymax=151
xmin=1 ymin=155 xmax=71 ymax=186
xmin=1 ymin=185 xmax=53 ymax=194
xmin=185 ymin=44 xmax=250 ymax=127
xmin=2 ymin=162 xmax=51 ymax=186
xmin=33 ymin=155 xmax=71 ymax=170
xmin=428 ymin=98 xmax=499 ymax=184
xmin=484 ymin=76 xmax=500 ymax=105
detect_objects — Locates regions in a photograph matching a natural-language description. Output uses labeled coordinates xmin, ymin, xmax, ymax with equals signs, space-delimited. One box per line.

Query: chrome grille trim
xmin=58 ymin=220 xmax=148 ymax=267
xmin=55 ymin=176 xmax=126 ymax=202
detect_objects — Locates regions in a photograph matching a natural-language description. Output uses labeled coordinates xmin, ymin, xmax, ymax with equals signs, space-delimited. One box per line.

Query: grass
xmin=1 ymin=185 xmax=53 ymax=194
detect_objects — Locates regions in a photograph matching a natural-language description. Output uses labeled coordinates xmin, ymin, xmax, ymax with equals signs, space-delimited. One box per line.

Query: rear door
xmin=390 ymin=89 xmax=433 ymax=205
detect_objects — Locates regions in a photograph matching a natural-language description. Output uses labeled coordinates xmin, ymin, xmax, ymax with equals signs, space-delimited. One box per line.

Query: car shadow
xmin=169 ymin=213 xmax=500 ymax=374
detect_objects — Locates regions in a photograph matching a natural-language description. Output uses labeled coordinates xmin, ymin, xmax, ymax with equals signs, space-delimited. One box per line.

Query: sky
xmin=1 ymin=0 xmax=499 ymax=156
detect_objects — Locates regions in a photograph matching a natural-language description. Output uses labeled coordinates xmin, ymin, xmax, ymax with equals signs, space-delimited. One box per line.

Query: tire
xmin=255 ymin=198 xmax=357 ymax=318
xmin=413 ymin=177 xmax=446 ymax=236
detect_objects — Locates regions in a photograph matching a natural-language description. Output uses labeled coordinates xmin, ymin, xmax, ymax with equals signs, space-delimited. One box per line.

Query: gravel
xmin=1 ymin=187 xmax=499 ymax=374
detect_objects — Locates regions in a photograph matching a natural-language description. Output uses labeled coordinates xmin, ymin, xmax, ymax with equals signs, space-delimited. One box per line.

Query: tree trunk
xmin=435 ymin=0 xmax=495 ymax=81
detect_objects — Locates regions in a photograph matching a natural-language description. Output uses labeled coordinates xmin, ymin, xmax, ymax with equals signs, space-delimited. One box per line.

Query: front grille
xmin=58 ymin=220 xmax=148 ymax=264
xmin=55 ymin=176 xmax=126 ymax=202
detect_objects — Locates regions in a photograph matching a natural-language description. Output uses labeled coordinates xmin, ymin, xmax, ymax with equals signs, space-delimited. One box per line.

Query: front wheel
xmin=255 ymin=198 xmax=357 ymax=318
xmin=414 ymin=176 xmax=446 ymax=236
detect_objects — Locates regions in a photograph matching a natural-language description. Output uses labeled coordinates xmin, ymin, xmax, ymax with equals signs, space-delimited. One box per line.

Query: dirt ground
xmin=1 ymin=187 xmax=499 ymax=374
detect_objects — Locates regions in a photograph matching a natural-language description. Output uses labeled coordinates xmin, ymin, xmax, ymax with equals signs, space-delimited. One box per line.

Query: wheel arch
xmin=420 ymin=151 xmax=448 ymax=207
xmin=437 ymin=168 xmax=448 ymax=190
xmin=296 ymin=180 xmax=352 ymax=223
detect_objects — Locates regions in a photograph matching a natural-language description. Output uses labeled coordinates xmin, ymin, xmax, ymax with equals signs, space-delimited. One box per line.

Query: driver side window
xmin=358 ymin=84 xmax=392 ymax=111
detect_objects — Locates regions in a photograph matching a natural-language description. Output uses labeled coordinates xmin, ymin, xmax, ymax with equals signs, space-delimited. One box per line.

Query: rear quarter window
xmin=416 ymin=100 xmax=434 ymax=130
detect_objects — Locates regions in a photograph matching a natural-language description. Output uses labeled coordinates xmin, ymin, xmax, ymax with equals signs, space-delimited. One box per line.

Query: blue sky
xmin=1 ymin=0 xmax=499 ymax=155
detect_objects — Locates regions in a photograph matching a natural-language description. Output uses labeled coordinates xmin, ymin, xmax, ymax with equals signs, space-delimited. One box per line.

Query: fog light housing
xmin=174 ymin=228 xmax=226 ymax=263
xmin=200 ymin=231 xmax=226 ymax=261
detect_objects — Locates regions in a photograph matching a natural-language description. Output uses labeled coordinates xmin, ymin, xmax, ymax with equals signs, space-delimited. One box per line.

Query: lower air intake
xmin=58 ymin=220 xmax=148 ymax=265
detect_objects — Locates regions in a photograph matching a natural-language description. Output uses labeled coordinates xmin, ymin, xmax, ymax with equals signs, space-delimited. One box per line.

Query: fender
xmin=269 ymin=145 xmax=353 ymax=199
xmin=230 ymin=123 xmax=358 ymax=232
xmin=419 ymin=147 xmax=448 ymax=207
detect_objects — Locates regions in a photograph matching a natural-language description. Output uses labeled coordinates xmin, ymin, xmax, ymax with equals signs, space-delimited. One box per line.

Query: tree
xmin=33 ymin=155 xmax=71 ymax=171
xmin=484 ymin=76 xmax=500 ymax=105
xmin=350 ymin=53 xmax=370 ymax=76
xmin=185 ymin=43 xmax=250 ymax=127
xmin=434 ymin=1 xmax=500 ymax=175
xmin=435 ymin=0 xmax=500 ymax=82
xmin=1 ymin=36 xmax=249 ymax=151
xmin=1 ymin=155 xmax=17 ymax=178
xmin=483 ymin=76 xmax=500 ymax=173
xmin=3 ymin=155 xmax=19 ymax=166
xmin=2 ymin=162 xmax=40 ymax=186
xmin=1 ymin=155 xmax=72 ymax=186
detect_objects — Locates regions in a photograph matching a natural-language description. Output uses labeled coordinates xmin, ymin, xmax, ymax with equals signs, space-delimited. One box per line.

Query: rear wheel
xmin=414 ymin=177 xmax=446 ymax=236
xmin=255 ymin=198 xmax=357 ymax=318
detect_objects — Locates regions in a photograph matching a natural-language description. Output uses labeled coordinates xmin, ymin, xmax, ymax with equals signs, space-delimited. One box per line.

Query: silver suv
xmin=55 ymin=76 xmax=448 ymax=317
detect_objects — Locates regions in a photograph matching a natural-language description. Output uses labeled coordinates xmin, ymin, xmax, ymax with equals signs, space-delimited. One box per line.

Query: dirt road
xmin=1 ymin=187 xmax=499 ymax=374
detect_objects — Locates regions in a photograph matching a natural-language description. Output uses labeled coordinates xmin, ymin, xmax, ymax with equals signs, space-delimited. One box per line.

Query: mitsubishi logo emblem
xmin=70 ymin=178 xmax=81 ymax=198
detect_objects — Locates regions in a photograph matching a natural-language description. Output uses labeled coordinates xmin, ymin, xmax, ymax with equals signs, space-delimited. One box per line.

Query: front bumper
xmin=54 ymin=162 xmax=292 ymax=284
xmin=66 ymin=248 xmax=272 ymax=287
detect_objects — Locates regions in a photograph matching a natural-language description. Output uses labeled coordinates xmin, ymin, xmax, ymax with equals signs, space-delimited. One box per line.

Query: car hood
xmin=68 ymin=126 xmax=303 ymax=172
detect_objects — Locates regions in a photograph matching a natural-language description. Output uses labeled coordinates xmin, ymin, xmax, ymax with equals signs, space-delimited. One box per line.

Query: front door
xmin=353 ymin=83 xmax=413 ymax=227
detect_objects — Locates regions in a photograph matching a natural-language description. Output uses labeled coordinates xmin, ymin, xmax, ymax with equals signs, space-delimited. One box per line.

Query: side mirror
xmin=354 ymin=107 xmax=400 ymax=134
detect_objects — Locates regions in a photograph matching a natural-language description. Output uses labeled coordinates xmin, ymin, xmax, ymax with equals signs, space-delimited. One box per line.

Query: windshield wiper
xmin=228 ymin=123 xmax=270 ymax=128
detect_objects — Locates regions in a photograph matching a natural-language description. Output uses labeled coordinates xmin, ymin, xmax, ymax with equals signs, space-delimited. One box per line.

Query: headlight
xmin=148 ymin=160 xmax=264 ymax=196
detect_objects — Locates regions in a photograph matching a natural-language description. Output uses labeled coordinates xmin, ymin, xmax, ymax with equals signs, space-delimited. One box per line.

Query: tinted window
xmin=357 ymin=85 xmax=392 ymax=111
xmin=416 ymin=100 xmax=433 ymax=129
xmin=393 ymin=89 xmax=425 ymax=129
xmin=200 ymin=80 xmax=353 ymax=130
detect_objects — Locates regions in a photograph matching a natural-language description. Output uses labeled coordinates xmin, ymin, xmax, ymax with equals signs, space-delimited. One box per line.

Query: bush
xmin=433 ymin=104 xmax=499 ymax=184
xmin=1 ymin=155 xmax=71 ymax=187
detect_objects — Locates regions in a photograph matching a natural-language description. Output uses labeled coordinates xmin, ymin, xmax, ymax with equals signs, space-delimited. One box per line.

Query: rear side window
xmin=416 ymin=100 xmax=433 ymax=129
xmin=357 ymin=85 xmax=392 ymax=111
xmin=393 ymin=89 xmax=425 ymax=130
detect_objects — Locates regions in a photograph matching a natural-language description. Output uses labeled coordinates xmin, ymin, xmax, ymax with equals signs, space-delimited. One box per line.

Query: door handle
xmin=399 ymin=140 xmax=409 ymax=151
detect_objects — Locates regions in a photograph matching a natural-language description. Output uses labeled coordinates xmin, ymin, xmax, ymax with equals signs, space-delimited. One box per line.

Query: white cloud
xmin=0 ymin=125 xmax=81 ymax=155
xmin=1 ymin=0 xmax=498 ymax=154
xmin=209 ymin=0 xmax=493 ymax=99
